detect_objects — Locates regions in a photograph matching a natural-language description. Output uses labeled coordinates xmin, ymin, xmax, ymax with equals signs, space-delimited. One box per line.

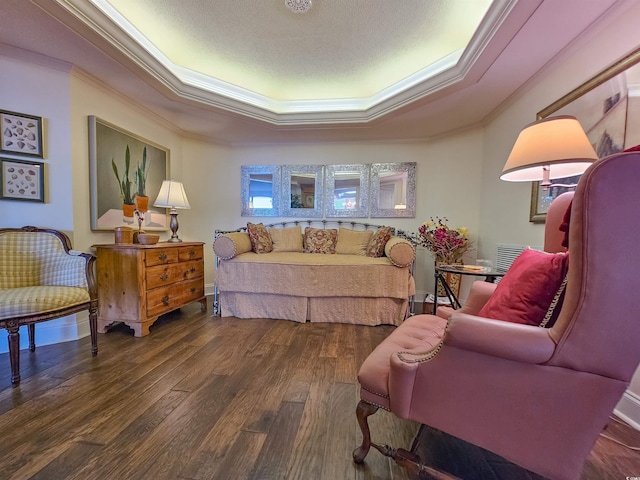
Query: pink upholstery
xmin=435 ymin=280 xmax=496 ymax=319
xmin=355 ymin=152 xmax=640 ymax=480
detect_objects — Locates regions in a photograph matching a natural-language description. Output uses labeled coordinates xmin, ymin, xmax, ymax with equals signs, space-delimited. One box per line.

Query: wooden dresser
xmin=94 ymin=242 xmax=206 ymax=337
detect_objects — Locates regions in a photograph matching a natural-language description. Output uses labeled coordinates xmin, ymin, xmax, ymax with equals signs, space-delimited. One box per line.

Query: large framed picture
xmin=0 ymin=109 xmax=44 ymax=158
xmin=530 ymin=47 xmax=640 ymax=223
xmin=89 ymin=116 xmax=169 ymax=231
xmin=0 ymin=157 xmax=45 ymax=202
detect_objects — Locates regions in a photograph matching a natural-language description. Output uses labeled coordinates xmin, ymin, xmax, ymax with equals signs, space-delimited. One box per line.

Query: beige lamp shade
xmin=501 ymin=115 xmax=598 ymax=183
xmin=153 ymin=180 xmax=191 ymax=209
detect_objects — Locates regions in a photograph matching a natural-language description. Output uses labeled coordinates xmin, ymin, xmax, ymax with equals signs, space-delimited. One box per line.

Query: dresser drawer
xmin=146 ymin=260 xmax=204 ymax=290
xmin=179 ymin=245 xmax=203 ymax=262
xmin=146 ymin=278 xmax=204 ymax=318
xmin=145 ymin=248 xmax=179 ymax=267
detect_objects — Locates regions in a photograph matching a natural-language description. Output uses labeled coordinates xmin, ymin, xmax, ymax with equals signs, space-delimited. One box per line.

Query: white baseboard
xmin=614 ymin=390 xmax=640 ymax=431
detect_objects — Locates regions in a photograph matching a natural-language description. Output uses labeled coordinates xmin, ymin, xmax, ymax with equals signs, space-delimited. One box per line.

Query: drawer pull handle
xmin=160 ymin=274 xmax=169 ymax=281
xmin=188 ymin=250 xmax=195 ymax=257
xmin=189 ymin=267 xmax=196 ymax=274
xmin=190 ymin=288 xmax=196 ymax=294
xmin=161 ymin=295 xmax=170 ymax=306
xmin=158 ymin=253 xmax=167 ymax=261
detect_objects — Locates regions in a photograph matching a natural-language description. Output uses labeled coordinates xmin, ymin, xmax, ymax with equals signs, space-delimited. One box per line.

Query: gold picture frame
xmin=530 ymin=47 xmax=640 ymax=223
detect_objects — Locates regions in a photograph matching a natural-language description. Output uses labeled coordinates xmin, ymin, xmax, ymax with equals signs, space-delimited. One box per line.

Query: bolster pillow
xmin=384 ymin=236 xmax=415 ymax=267
xmin=213 ymin=232 xmax=252 ymax=260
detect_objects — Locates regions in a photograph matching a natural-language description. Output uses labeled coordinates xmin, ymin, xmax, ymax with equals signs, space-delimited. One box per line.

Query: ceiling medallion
xmin=285 ymin=0 xmax=312 ymax=14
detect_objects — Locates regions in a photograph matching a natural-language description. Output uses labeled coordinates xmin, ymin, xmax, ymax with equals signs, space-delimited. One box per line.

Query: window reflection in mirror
xmin=249 ymin=173 xmax=274 ymax=209
xmin=241 ymin=165 xmax=280 ymax=216
xmin=325 ymin=164 xmax=369 ymax=218
xmin=371 ymin=163 xmax=416 ymax=218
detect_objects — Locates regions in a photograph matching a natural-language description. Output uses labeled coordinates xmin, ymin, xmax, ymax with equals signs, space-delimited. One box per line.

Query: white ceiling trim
xmin=53 ymin=0 xmax=524 ymax=125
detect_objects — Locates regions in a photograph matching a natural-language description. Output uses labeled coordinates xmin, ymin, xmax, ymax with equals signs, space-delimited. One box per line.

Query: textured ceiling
xmin=103 ymin=0 xmax=493 ymax=102
xmin=0 ymin=0 xmax=629 ymax=144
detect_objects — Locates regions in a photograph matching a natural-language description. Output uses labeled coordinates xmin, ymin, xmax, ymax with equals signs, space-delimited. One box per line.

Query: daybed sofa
xmin=213 ymin=221 xmax=416 ymax=326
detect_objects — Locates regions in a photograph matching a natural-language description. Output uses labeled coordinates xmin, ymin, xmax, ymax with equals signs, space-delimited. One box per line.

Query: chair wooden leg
xmin=89 ymin=302 xmax=98 ymax=356
xmin=353 ymin=399 xmax=379 ymax=463
xmin=7 ymin=325 xmax=21 ymax=385
xmin=28 ymin=324 xmax=35 ymax=352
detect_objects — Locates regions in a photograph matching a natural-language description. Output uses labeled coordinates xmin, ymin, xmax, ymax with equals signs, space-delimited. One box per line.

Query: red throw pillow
xmin=478 ymin=249 xmax=569 ymax=326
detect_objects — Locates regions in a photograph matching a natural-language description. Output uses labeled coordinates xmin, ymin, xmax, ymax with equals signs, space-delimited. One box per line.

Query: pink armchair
xmin=353 ymin=152 xmax=640 ymax=480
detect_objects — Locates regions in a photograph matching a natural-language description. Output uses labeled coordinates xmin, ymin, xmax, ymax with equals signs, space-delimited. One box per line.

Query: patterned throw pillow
xmin=246 ymin=222 xmax=273 ymax=253
xmin=366 ymin=226 xmax=392 ymax=257
xmin=304 ymin=227 xmax=338 ymax=254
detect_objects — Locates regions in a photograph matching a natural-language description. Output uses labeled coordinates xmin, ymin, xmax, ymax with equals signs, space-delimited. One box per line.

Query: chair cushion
xmin=478 ymin=249 xmax=569 ymax=326
xmin=246 ymin=222 xmax=273 ymax=253
xmin=358 ymin=314 xmax=448 ymax=410
xmin=0 ymin=286 xmax=90 ymax=320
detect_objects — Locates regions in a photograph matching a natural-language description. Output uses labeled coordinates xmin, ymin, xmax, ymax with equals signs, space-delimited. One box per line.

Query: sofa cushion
xmin=366 ymin=226 xmax=392 ymax=257
xmin=0 ymin=286 xmax=90 ymax=320
xmin=270 ymin=226 xmax=304 ymax=253
xmin=384 ymin=237 xmax=416 ymax=267
xmin=213 ymin=232 xmax=252 ymax=260
xmin=478 ymin=248 xmax=569 ymax=326
xmin=247 ymin=222 xmax=273 ymax=253
xmin=335 ymin=228 xmax=373 ymax=256
xmin=304 ymin=227 xmax=338 ymax=254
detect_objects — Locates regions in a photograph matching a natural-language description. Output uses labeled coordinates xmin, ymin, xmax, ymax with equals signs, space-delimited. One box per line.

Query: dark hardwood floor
xmin=0 ymin=299 xmax=638 ymax=479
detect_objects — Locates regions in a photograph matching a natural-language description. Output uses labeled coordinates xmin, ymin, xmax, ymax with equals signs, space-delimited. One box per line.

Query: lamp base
xmin=167 ymin=210 xmax=183 ymax=242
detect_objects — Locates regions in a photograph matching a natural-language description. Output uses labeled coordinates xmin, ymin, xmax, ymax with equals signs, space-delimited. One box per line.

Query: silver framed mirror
xmin=282 ymin=164 xmax=324 ymax=217
xmin=241 ymin=165 xmax=281 ymax=217
xmin=370 ymin=162 xmax=416 ymax=218
xmin=324 ymin=164 xmax=370 ymax=218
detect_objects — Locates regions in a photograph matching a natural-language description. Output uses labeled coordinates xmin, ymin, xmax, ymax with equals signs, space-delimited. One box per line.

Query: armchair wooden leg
xmin=89 ymin=303 xmax=98 ymax=356
xmin=28 ymin=324 xmax=35 ymax=352
xmin=7 ymin=325 xmax=20 ymax=385
xmin=353 ymin=399 xmax=379 ymax=463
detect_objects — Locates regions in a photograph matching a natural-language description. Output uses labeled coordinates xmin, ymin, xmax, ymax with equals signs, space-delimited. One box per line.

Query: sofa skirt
xmin=220 ymin=292 xmax=407 ymax=326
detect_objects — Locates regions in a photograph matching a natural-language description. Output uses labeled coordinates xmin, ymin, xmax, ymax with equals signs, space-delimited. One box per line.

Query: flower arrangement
xmin=416 ymin=216 xmax=472 ymax=264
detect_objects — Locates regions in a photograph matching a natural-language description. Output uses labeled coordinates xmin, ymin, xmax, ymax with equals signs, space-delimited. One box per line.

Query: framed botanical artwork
xmin=530 ymin=47 xmax=640 ymax=223
xmin=0 ymin=110 xmax=44 ymax=158
xmin=0 ymin=157 xmax=45 ymax=202
xmin=88 ymin=116 xmax=169 ymax=231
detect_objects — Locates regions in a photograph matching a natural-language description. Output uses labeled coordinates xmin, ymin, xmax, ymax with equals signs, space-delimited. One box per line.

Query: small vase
xmin=122 ymin=203 xmax=136 ymax=219
xmin=135 ymin=195 xmax=149 ymax=213
xmin=436 ymin=260 xmax=463 ymax=298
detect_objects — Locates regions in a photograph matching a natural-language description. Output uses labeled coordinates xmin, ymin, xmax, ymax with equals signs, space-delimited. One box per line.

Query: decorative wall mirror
xmin=370 ymin=162 xmax=416 ymax=218
xmin=324 ymin=164 xmax=370 ymax=218
xmin=241 ymin=165 xmax=281 ymax=217
xmin=282 ymin=164 xmax=324 ymax=217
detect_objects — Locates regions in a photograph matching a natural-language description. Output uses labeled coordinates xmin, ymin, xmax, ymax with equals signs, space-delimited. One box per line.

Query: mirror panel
xmin=282 ymin=165 xmax=324 ymax=217
xmin=241 ymin=165 xmax=281 ymax=216
xmin=370 ymin=162 xmax=416 ymax=218
xmin=325 ymin=164 xmax=370 ymax=217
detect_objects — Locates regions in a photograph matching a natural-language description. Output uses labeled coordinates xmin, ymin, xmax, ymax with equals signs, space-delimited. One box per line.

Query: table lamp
xmin=500 ymin=115 xmax=598 ymax=188
xmin=153 ymin=180 xmax=191 ymax=242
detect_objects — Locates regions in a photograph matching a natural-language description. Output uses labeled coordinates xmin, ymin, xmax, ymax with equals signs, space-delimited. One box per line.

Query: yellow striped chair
xmin=0 ymin=226 xmax=98 ymax=385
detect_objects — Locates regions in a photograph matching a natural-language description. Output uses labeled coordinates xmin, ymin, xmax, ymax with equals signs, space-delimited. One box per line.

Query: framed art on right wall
xmin=530 ymin=47 xmax=640 ymax=223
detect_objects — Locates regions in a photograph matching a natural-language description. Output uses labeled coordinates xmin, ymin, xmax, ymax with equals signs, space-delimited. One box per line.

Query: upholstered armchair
xmin=435 ymin=190 xmax=574 ymax=321
xmin=353 ymin=152 xmax=640 ymax=480
xmin=0 ymin=227 xmax=98 ymax=385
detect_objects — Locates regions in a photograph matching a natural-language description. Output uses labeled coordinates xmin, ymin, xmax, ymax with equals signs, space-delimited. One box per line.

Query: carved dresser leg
xmin=353 ymin=399 xmax=379 ymax=463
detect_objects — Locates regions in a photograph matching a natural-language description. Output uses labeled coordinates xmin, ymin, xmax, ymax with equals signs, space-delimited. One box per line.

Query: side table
xmin=433 ymin=265 xmax=506 ymax=314
xmin=94 ymin=242 xmax=207 ymax=337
